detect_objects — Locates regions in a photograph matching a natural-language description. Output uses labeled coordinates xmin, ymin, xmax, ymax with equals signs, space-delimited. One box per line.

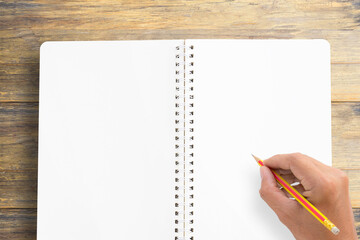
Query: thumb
xmin=259 ymin=166 xmax=293 ymax=213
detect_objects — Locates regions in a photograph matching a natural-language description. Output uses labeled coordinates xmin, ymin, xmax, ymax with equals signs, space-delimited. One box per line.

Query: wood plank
xmin=0 ymin=64 xmax=38 ymax=102
xmin=0 ymin=208 xmax=358 ymax=238
xmin=332 ymin=102 xmax=360 ymax=169
xmin=332 ymin=63 xmax=360 ymax=102
xmin=0 ymin=171 xmax=37 ymax=209
xmin=0 ymin=0 xmax=359 ymax=30
xmin=355 ymin=208 xmax=360 ymax=237
xmin=0 ymin=102 xmax=38 ymax=208
xmin=0 ymin=103 xmax=38 ymax=170
xmin=345 ymin=170 xmax=360 ymax=208
xmin=0 ymin=0 xmax=359 ymax=64
xmin=0 ymin=208 xmax=36 ymax=240
xmin=0 ymin=0 xmax=359 ymax=102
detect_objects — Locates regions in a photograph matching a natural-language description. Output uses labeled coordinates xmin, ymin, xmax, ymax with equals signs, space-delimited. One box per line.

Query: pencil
xmin=252 ymin=154 xmax=340 ymax=235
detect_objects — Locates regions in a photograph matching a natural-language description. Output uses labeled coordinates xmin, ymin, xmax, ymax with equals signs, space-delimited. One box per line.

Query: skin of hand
xmin=259 ymin=153 xmax=358 ymax=240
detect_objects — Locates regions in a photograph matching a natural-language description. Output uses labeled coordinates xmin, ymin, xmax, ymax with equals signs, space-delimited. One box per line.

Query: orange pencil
xmin=252 ymin=154 xmax=340 ymax=235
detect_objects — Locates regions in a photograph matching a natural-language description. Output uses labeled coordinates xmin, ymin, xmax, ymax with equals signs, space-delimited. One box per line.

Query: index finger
xmin=263 ymin=153 xmax=318 ymax=182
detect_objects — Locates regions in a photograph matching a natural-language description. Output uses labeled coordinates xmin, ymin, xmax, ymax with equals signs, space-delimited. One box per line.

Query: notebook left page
xmin=38 ymin=40 xmax=181 ymax=240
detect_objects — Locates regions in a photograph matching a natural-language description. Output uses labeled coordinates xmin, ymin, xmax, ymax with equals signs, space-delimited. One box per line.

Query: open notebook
xmin=38 ymin=40 xmax=331 ymax=240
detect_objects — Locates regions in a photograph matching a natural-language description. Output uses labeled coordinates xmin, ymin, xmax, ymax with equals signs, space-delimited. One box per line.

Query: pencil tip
xmin=252 ymin=154 xmax=265 ymax=167
xmin=251 ymin=154 xmax=258 ymax=163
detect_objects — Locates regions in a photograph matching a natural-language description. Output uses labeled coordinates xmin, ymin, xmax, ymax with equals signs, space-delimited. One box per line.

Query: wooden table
xmin=1 ymin=1 xmax=359 ymax=238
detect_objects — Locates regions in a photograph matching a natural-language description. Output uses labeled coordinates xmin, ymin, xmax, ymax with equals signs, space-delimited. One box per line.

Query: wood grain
xmin=0 ymin=0 xmax=360 ymax=102
xmin=1 ymin=0 xmax=360 ymax=237
xmin=332 ymin=64 xmax=360 ymax=102
xmin=332 ymin=102 xmax=360 ymax=169
xmin=0 ymin=103 xmax=38 ymax=171
xmin=356 ymin=208 xmax=360 ymax=238
xmin=0 ymin=209 xmax=37 ymax=239
xmin=345 ymin=169 xmax=360 ymax=207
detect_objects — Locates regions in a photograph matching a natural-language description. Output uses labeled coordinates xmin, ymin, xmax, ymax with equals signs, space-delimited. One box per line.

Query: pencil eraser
xmin=331 ymin=227 xmax=340 ymax=235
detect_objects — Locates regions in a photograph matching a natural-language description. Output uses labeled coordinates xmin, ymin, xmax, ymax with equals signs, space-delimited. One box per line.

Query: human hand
xmin=259 ymin=153 xmax=358 ymax=240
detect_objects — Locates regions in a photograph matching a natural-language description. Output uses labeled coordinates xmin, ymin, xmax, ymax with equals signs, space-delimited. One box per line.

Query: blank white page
xmin=189 ymin=39 xmax=331 ymax=239
xmin=38 ymin=41 xmax=181 ymax=240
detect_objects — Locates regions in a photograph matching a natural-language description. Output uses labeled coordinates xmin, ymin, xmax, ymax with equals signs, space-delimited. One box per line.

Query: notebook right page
xmin=188 ymin=40 xmax=331 ymax=239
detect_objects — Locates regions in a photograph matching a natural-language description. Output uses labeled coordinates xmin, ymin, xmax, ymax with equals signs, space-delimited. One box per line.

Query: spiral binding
xmin=174 ymin=43 xmax=195 ymax=240
xmin=185 ymin=44 xmax=195 ymax=240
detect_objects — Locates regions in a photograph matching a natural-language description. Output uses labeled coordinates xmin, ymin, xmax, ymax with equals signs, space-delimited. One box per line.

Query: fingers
xmin=263 ymin=153 xmax=318 ymax=183
xmin=277 ymin=169 xmax=292 ymax=175
xmin=259 ymin=166 xmax=299 ymax=225
xmin=263 ymin=154 xmax=293 ymax=170
xmin=259 ymin=166 xmax=293 ymax=211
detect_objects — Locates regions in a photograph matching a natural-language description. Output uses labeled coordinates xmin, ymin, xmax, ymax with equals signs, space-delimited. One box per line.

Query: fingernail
xmin=260 ymin=167 xmax=264 ymax=179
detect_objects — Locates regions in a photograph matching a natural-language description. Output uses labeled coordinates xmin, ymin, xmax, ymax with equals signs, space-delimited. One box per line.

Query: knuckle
xmin=318 ymin=176 xmax=336 ymax=196
xmin=336 ymin=169 xmax=349 ymax=186
xmin=289 ymin=152 xmax=303 ymax=162
xmin=269 ymin=154 xmax=281 ymax=161
xmin=293 ymin=152 xmax=303 ymax=158
xmin=259 ymin=187 xmax=269 ymax=200
xmin=259 ymin=188 xmax=265 ymax=199
xmin=316 ymin=169 xmax=349 ymax=202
